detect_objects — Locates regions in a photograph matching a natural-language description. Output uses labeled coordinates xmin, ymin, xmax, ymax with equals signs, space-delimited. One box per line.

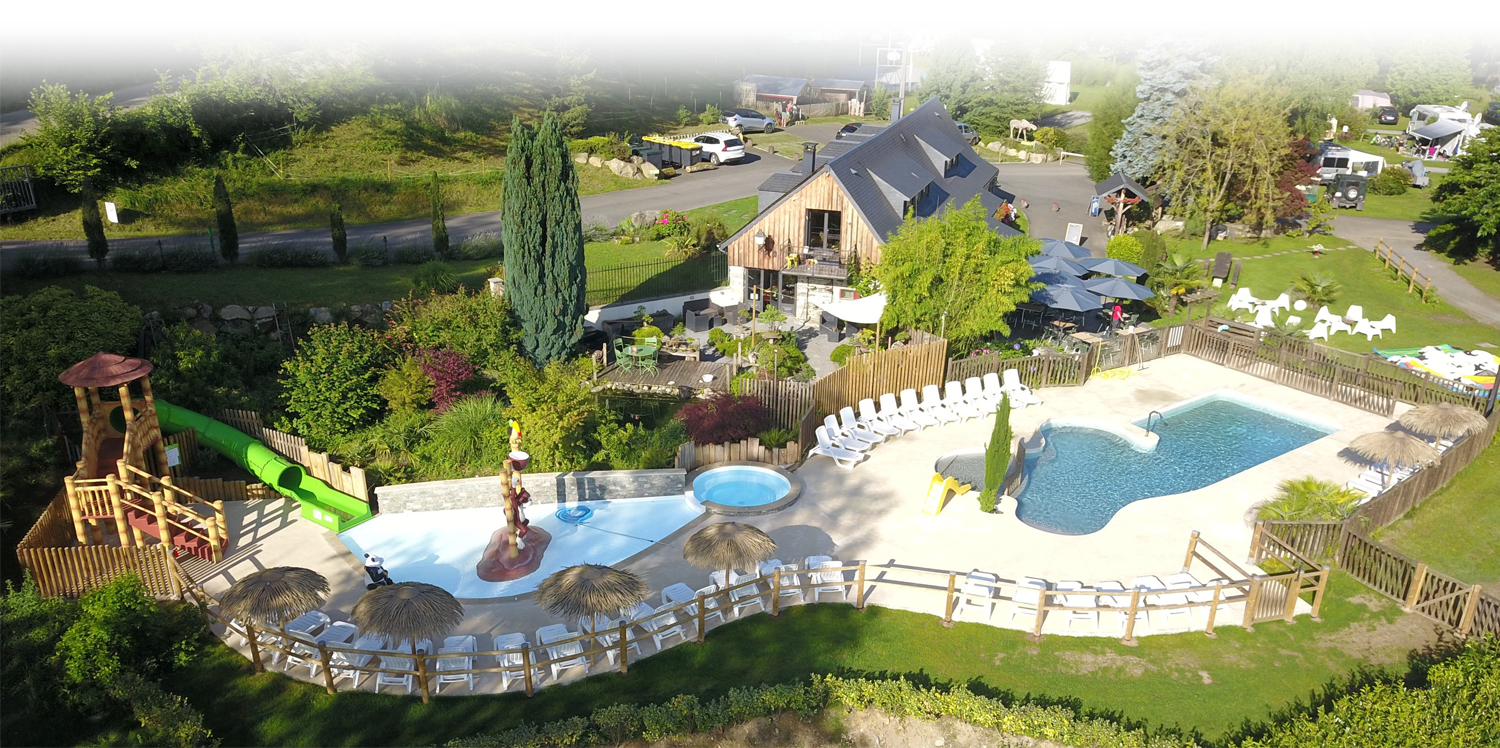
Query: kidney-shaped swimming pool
xmin=1016 ymin=391 xmax=1335 ymax=535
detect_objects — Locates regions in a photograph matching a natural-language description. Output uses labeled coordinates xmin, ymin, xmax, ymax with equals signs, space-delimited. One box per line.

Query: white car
xmin=720 ymin=108 xmax=776 ymax=133
xmin=691 ymin=132 xmax=745 ymax=165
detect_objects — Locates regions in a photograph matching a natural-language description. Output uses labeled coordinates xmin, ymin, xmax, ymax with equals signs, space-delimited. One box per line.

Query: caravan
xmin=1406 ymin=104 xmax=1485 ymax=157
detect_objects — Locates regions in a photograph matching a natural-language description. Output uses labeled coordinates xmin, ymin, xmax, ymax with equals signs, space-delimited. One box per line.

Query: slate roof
xmin=1095 ymin=172 xmax=1151 ymax=203
xmin=742 ymin=75 xmax=808 ymax=98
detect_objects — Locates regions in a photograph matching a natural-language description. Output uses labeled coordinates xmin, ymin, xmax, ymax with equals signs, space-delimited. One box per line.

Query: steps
xmin=123 ymin=504 xmax=216 ymax=561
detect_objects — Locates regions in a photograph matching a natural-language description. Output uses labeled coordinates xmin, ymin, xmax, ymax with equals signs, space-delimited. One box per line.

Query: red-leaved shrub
xmin=676 ymin=394 xmax=772 ymax=445
xmin=419 ymin=348 xmax=478 ymax=412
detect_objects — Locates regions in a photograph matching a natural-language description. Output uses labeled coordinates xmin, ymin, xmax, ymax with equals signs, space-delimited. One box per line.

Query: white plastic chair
xmin=1094 ymin=581 xmax=1133 ymax=633
xmin=284 ymin=630 xmax=323 ymax=676
xmin=853 ymin=402 xmax=901 ymax=438
xmin=693 ymin=584 xmax=728 ymax=626
xmin=1001 ymin=370 xmax=1042 ymax=406
xmin=435 ymin=646 xmax=475 ymax=692
xmin=943 ymin=381 xmax=983 ymax=421
xmin=1252 ymin=306 xmax=1277 ymax=328
xmin=1327 ymin=316 xmax=1353 ymax=335
xmin=769 ymin=563 xmax=805 ymax=606
xmin=1372 ymin=313 xmax=1397 ymax=334
xmin=1266 ymin=292 xmax=1291 ymax=313
xmin=898 ymin=389 xmax=940 ymax=427
xmin=375 ymin=647 xmax=415 ymax=694
xmin=1166 ymin=573 xmax=1234 ymax=624
xmin=919 ymin=385 xmax=960 ymax=424
xmin=1344 ymin=304 xmax=1365 ymax=322
xmin=825 ymin=415 xmax=875 ymax=451
xmin=838 ymin=407 xmax=887 ymax=443
xmin=811 ymin=561 xmax=848 ymax=602
xmin=964 ymin=377 xmax=997 ymax=410
xmin=955 ymin=571 xmax=999 ymax=621
xmin=1286 ymin=315 xmax=1302 ymax=326
xmin=1130 ymin=575 xmax=1169 ymax=633
xmin=1055 ymin=581 xmax=1099 ymax=632
xmin=1308 ymin=322 xmax=1330 ymax=341
xmin=1009 ymin=577 xmax=1047 ymax=627
xmin=317 ymin=621 xmax=358 ymax=647
xmin=662 ymin=582 xmax=698 ymax=609
xmin=875 ymin=394 xmax=921 ymax=433
xmin=1352 ymin=319 xmax=1382 ymax=340
xmin=981 ymin=372 xmax=1005 ymax=404
xmin=727 ymin=571 xmax=766 ymax=617
xmin=638 ymin=605 xmax=688 ymax=649
xmin=328 ymin=636 xmax=381 ymax=688
xmin=536 ymin=624 xmax=589 ymax=681
xmin=812 ymin=427 xmax=864 ymax=469
xmin=1293 ymin=299 xmax=1308 ymax=312
xmin=582 ymin=614 xmax=641 ymax=665
xmin=1226 ymin=288 xmax=1257 ymax=311
xmin=493 ymin=633 xmax=532 ymax=692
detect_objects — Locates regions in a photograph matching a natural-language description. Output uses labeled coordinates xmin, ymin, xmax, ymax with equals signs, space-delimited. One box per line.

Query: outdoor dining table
xmin=625 ymin=341 xmax=659 ymax=373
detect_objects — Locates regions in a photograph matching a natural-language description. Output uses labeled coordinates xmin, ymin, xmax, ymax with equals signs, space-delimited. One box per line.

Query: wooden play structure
xmin=59 ymin=353 xmax=229 ymax=562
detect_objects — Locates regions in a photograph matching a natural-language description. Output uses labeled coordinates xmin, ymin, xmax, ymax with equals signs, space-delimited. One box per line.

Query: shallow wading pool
xmin=688 ymin=463 xmax=801 ymax=515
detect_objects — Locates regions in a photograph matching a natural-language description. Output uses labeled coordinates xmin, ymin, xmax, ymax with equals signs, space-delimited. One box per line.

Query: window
xmin=806 ymin=209 xmax=842 ymax=250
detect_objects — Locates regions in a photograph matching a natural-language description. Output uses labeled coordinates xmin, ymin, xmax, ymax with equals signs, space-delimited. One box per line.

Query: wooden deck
xmin=596 ymin=359 xmax=736 ymax=392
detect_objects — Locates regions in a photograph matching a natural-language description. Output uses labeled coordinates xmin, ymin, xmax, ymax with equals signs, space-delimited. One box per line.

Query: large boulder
xmin=310 ymin=307 xmax=334 ymax=325
xmin=178 ymin=306 xmax=198 ymax=320
xmin=986 ymin=141 xmax=1004 ymax=152
xmin=254 ymin=306 xmax=277 ymax=320
xmin=587 ymin=155 xmax=604 ymax=168
xmin=218 ymin=304 xmax=252 ymax=321
xmin=606 ymin=158 xmax=641 ymax=179
xmin=638 ymin=161 xmax=661 ymax=179
xmin=574 ymin=152 xmax=590 ymax=164
xmin=189 ymin=318 xmax=218 ymax=336
xmin=1028 ymin=152 xmax=1047 ymax=164
xmin=631 ymin=210 xmax=661 ymax=227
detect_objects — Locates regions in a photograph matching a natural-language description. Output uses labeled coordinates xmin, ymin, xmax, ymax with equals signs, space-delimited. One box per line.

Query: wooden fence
xmin=679 ymin=437 xmax=802 ymax=469
xmin=1181 ymin=325 xmax=1399 ymax=415
xmin=172 ymin=475 xmax=276 ymax=502
xmin=163 ymin=428 xmax=198 ymax=479
xmin=1374 ymin=240 xmax=1435 ymax=301
xmin=946 ymin=350 xmax=1085 ymax=389
xmin=18 ymin=544 xmax=181 ymax=599
xmin=734 ymin=378 xmax=813 ymax=430
xmin=811 ymin=340 xmax=949 ymax=418
xmin=1354 ymin=413 xmax=1499 ymax=527
xmin=217 ymin=410 xmax=371 ymax=503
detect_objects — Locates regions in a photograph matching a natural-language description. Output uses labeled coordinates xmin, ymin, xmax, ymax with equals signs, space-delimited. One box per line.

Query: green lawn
xmin=1377 ymin=432 xmax=1500 ymax=586
xmin=1341 ymin=137 xmax=1450 ymax=170
xmin=160 ymin=574 xmax=1429 ymax=747
xmin=1449 ymin=257 xmax=1500 ymax=305
xmin=1357 ymin=173 xmax=1445 ymax=222
xmin=1153 ymin=237 xmax=1500 ymax=353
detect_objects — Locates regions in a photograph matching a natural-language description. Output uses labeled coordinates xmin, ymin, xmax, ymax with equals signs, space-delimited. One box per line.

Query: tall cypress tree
xmin=330 ymin=203 xmax=348 ymax=263
xmin=1116 ymin=20 xmax=1218 ymax=181
xmin=504 ymin=114 xmax=586 ymax=365
xmin=212 ymin=173 xmax=238 ymax=263
xmin=79 ymin=177 xmax=109 ymax=269
xmin=429 ymin=172 xmax=449 ymax=259
xmin=981 ymin=393 xmax=1012 ymax=511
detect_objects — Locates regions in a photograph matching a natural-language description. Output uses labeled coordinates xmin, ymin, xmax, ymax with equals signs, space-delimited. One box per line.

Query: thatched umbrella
xmin=220 ymin=566 xmax=329 ymax=627
xmin=1398 ymin=402 xmax=1489 ymax=446
xmin=535 ymin=564 xmax=648 ymax=632
xmin=683 ymin=522 xmax=778 ymax=589
xmin=1346 ymin=430 xmax=1441 ymax=488
xmin=352 ymin=582 xmax=464 ymax=647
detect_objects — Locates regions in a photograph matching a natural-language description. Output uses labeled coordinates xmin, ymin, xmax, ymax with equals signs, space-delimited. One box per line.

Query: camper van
xmin=786 ymin=21 xmax=846 ymax=44
xmin=1316 ymin=142 xmax=1385 ymax=183
xmin=1406 ymin=104 xmax=1483 ymax=157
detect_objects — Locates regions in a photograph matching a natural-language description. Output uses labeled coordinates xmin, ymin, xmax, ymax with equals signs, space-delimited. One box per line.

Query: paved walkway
xmin=180 ymin=355 xmax=1395 ymax=696
xmin=992 ymin=162 xmax=1103 ymax=252
xmin=1331 ymin=215 xmax=1500 ymax=327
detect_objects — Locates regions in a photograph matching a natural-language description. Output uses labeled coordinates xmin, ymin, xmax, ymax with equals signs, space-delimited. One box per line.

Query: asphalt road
xmin=992 ymin=162 xmax=1105 ymax=254
xmin=1330 ymin=215 xmax=1500 ymax=327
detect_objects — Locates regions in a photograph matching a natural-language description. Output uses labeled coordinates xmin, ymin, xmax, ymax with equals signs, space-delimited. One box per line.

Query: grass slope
xmin=1377 ymin=432 xmax=1500 ymax=586
xmin=1356 ymin=173 xmax=1445 ymax=222
xmin=1449 ymin=257 xmax=1500 ymax=306
xmin=168 ymin=574 xmax=1430 ymax=747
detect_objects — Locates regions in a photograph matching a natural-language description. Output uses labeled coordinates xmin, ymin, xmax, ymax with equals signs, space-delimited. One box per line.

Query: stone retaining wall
xmin=374 ymin=469 xmax=686 ymax=514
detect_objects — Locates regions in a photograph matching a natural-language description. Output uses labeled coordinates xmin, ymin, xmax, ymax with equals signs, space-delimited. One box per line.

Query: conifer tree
xmin=1116 ymin=20 xmax=1218 ymax=181
xmin=212 ymin=174 xmax=238 ymax=263
xmin=981 ymin=393 xmax=1012 ymax=512
xmin=330 ymin=203 xmax=348 ymax=263
xmin=430 ymin=172 xmax=449 ymax=259
xmin=79 ymin=177 xmax=109 ymax=268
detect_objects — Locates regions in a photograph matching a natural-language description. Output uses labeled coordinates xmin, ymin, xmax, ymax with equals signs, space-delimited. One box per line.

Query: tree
xmin=502 ymin=113 xmax=586 ymax=365
xmin=1426 ymin=128 xmax=1500 ymax=261
xmin=1 ymin=286 xmax=140 ymax=421
xmin=429 ymin=172 xmax=449 ymax=259
xmin=1387 ymin=47 xmax=1472 ymax=113
xmin=1085 ymin=79 xmax=1138 ymax=181
xmin=330 ymin=203 xmax=347 ymax=264
xmin=1111 ymin=46 xmax=1217 ymax=181
xmin=79 ymin=177 xmax=109 ymax=268
xmin=972 ymin=26 xmax=1044 ymax=136
xmin=1212 ymin=21 xmax=1374 ymax=139
xmin=22 ymin=84 xmax=129 ymax=191
xmin=212 ymin=174 xmax=238 ymax=263
xmin=980 ymin=394 xmax=1012 ymax=512
xmin=502 ymin=358 xmax=598 ymax=471
xmin=872 ymin=197 xmax=1040 ymax=348
xmin=546 ymin=33 xmax=597 ymax=140
xmin=150 ymin=323 xmax=247 ymax=414
xmin=924 ymin=29 xmax=984 ymax=119
xmin=1105 ymin=234 xmax=1144 ymax=264
xmin=279 ymin=323 xmax=392 ymax=450
xmin=1147 ymin=252 xmax=1206 ymax=315
xmin=1156 ymin=81 xmax=1291 ymax=249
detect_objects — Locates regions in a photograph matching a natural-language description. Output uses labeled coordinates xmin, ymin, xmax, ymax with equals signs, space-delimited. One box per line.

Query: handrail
xmin=1143 ymin=411 xmax=1164 ymax=435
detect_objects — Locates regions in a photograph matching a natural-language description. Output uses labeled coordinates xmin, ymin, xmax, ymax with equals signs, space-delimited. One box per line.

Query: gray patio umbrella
xmin=1083 ymin=276 xmax=1155 ymax=300
xmin=1029 ymin=254 xmax=1090 ymax=276
xmin=352 ymin=581 xmax=464 ymax=647
xmin=1039 ymin=239 xmax=1092 ymax=259
xmin=220 ymin=566 xmax=329 ymax=627
xmin=1397 ymin=402 xmax=1489 ymax=446
xmin=1079 ymin=257 xmax=1147 ymax=278
xmin=683 ymin=522 xmax=778 ymax=588
xmin=1037 ymin=284 xmax=1104 ymax=312
xmin=1345 ymin=431 xmax=1440 ymax=488
xmin=1031 ymin=270 xmax=1084 ymax=287
xmin=535 ymin=564 xmax=648 ymax=629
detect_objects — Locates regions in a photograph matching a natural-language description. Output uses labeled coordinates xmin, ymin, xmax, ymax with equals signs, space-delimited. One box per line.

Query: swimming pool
xmin=1016 ymin=392 xmax=1335 ymax=535
xmin=338 ymin=496 xmax=703 ymax=598
xmin=689 ymin=464 xmax=801 ymax=514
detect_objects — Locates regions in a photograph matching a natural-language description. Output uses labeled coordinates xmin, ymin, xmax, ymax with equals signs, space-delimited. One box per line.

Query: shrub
xmin=247 ymin=246 xmax=336 ymax=268
xmin=1032 ymin=126 xmax=1066 ymax=149
xmin=386 ymin=290 xmax=522 ymax=373
xmin=646 ymin=208 xmax=692 ymax=241
xmin=675 ymin=105 xmax=693 ymax=126
xmin=1105 ymin=234 xmax=1145 ymax=265
xmin=830 ymin=343 xmax=854 ymax=366
xmin=1256 ymin=477 xmax=1364 ymax=521
xmin=2 ymin=286 xmax=140 ymax=421
xmin=982 ymin=392 xmax=1011 ymax=506
xmin=418 ymin=395 xmax=510 ymax=474
xmin=1137 ymin=229 xmax=1167 ymax=273
xmin=700 ymin=104 xmax=722 ymax=125
xmin=1370 ymin=166 xmax=1411 ymax=195
xmin=676 ymin=394 xmax=772 ymax=444
xmin=454 ymin=232 xmax=503 ymax=260
xmin=581 ymin=221 xmax=613 ymax=243
xmin=569 ymin=135 xmax=630 ymax=160
xmin=634 ymin=324 xmax=664 ymax=343
xmin=418 ymin=348 xmax=480 ymax=412
xmin=350 ymin=243 xmax=389 ymax=267
xmin=12 ymin=251 xmax=84 ymax=278
xmin=755 ymin=427 xmax=795 ymax=448
xmin=394 ymin=245 xmax=438 ymax=265
xmin=280 ymin=323 xmax=392 ymax=449
xmin=501 ymin=358 xmax=599 ymax=472
xmin=378 ymin=356 xmax=434 ymax=413
xmin=594 ymin=418 xmax=687 ymax=469
xmin=412 ymin=261 xmax=460 ymax=295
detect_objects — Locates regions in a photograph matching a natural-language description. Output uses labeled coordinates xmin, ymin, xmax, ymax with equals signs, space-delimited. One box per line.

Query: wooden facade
xmin=725 ymin=170 xmax=883 ymax=271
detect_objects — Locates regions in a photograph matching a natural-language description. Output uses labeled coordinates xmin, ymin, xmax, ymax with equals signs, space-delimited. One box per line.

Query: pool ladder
xmin=1143 ymin=411 xmax=1164 ymax=436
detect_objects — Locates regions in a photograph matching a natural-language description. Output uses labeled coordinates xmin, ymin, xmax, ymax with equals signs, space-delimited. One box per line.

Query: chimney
xmin=801 ymin=141 xmax=819 ymax=176
xmin=890 ymin=100 xmax=902 ymax=124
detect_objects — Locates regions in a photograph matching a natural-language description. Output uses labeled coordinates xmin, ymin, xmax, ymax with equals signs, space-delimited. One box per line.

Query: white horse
xmin=1009 ymin=119 xmax=1037 ymax=140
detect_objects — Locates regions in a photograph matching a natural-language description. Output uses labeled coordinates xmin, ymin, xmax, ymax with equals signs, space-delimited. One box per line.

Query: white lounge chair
xmin=318 ymin=621 xmax=358 ymax=647
xmin=536 ymin=624 xmax=589 ymax=681
xmin=581 ymin=614 xmax=641 ymax=665
xmin=638 ymin=605 xmax=689 ymax=649
xmin=876 ymin=394 xmax=921 ymax=433
xmin=1286 ymin=315 xmax=1302 ymax=326
xmin=1344 ymin=304 xmax=1365 ymax=323
xmin=1055 ymin=581 xmax=1099 ymax=632
xmin=943 ymin=381 xmax=983 ymax=421
xmin=839 ymin=407 xmax=888 ymax=443
xmin=375 ymin=645 xmax=415 ymax=694
xmin=1130 ymin=575 xmax=1170 ymax=633
xmin=1226 ymin=288 xmax=1257 ymax=312
xmin=1000 ymin=369 xmax=1042 ymax=407
xmin=435 ymin=645 xmax=475 ymax=692
xmin=327 ymin=636 xmax=382 ymax=688
xmin=1166 ymin=573 xmax=1234 ymax=624
xmin=769 ymin=563 xmax=805 ymax=606
xmin=812 ymin=427 xmax=865 ymax=469
xmin=662 ymin=582 xmax=698 ymax=609
xmin=955 ymin=571 xmax=999 ymax=622
xmin=1094 ymin=581 xmax=1133 ymax=633
xmin=825 ymin=415 xmax=876 ymax=451
xmin=1009 ymin=577 xmax=1047 ymax=627
xmin=284 ymin=630 xmax=323 ymax=676
xmin=694 ymin=584 xmax=728 ymax=626
xmin=727 ymin=572 xmax=767 ymax=617
xmin=493 ymin=633 xmax=532 ymax=692
xmin=1352 ymin=319 xmax=1382 ymax=340
xmin=919 ymin=385 xmax=960 ymax=424
xmin=811 ymin=561 xmax=848 ymax=602
xmin=1252 ymin=306 xmax=1277 ymax=328
xmin=1265 ymin=292 xmax=1291 ymax=313
xmin=1308 ymin=322 xmax=1330 ymax=341
xmin=853 ymin=401 xmax=902 ymax=438
xmin=964 ymin=377 xmax=997 ymax=410
xmin=898 ymin=389 xmax=940 ymax=428
xmin=1293 ymin=299 xmax=1308 ymax=312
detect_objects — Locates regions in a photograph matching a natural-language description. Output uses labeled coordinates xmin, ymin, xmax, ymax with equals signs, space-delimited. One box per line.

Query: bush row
xmin=447 ymin=675 xmax=1189 ymax=748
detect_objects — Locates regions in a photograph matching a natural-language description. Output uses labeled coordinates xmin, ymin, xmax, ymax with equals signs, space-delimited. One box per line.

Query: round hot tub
xmin=688 ymin=462 xmax=802 ymax=515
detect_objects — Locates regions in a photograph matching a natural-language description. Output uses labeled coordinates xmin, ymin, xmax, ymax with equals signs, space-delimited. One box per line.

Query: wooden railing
xmin=117 ymin=462 xmax=227 ymax=560
xmin=20 ymin=544 xmax=181 ymax=599
xmin=1181 ymin=325 xmax=1399 ymax=415
xmin=812 ymin=340 xmax=949 ymax=420
xmin=679 ymin=437 xmax=802 ymax=469
xmin=172 ymin=476 xmax=275 ymax=501
xmin=217 ymin=409 xmax=371 ymax=504
xmin=1354 ymin=416 xmax=1499 ymax=527
xmin=1374 ymin=240 xmax=1434 ymax=301
xmin=946 ymin=350 xmax=1086 ymax=389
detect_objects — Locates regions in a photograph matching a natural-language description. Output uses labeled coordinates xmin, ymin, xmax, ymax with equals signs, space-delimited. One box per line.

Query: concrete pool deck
xmin=179 ymin=355 xmax=1399 ymax=694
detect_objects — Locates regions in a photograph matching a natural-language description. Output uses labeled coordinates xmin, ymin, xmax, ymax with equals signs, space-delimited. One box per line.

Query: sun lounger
xmin=1344 ymin=305 xmax=1365 ymax=323
xmin=492 ymin=633 xmax=531 ymax=692
xmin=825 ymin=415 xmax=876 ymax=451
xmin=694 ymin=584 xmax=728 ymax=626
xmin=581 ymin=614 xmax=641 ymax=665
xmin=375 ymin=645 xmax=416 ymax=694
xmin=898 ymin=389 xmax=940 ymax=428
xmin=638 ymin=605 xmax=688 ymax=649
xmin=1055 ymin=581 xmax=1099 ymax=632
xmin=1009 ymin=577 xmax=1047 ymax=627
xmin=435 ymin=645 xmax=476 ymax=692
xmin=943 ymin=381 xmax=983 ymax=421
xmin=1094 ymin=581 xmax=1133 ymax=633
xmin=662 ymin=582 xmax=698 ymax=609
xmin=919 ymin=385 xmax=960 ymax=424
xmin=769 ymin=563 xmax=805 ymax=606
xmin=1252 ymin=306 xmax=1277 ymax=328
xmin=875 ymin=394 xmax=921 ymax=433
xmin=955 ymin=571 xmax=999 ymax=621
xmin=328 ymin=634 xmax=384 ymax=688
xmin=852 ymin=402 xmax=901 ymax=438
xmin=964 ymin=377 xmax=998 ymax=411
xmin=1226 ymin=288 xmax=1257 ymax=312
xmin=537 ymin=625 xmax=589 ymax=681
xmin=1000 ymin=370 xmax=1042 ymax=407
xmin=1264 ymin=293 xmax=1291 ymax=313
xmin=811 ymin=561 xmax=848 ymax=602
xmin=839 ymin=407 xmax=887 ymax=443
xmin=812 ymin=427 xmax=866 ymax=469
xmin=1327 ymin=316 xmax=1353 ymax=335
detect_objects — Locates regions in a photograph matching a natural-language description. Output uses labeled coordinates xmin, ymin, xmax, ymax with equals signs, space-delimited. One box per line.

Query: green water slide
xmin=155 ymin=400 xmax=372 ymax=532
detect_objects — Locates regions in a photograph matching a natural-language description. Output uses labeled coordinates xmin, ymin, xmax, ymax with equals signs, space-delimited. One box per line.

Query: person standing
xmin=1111 ymin=303 xmax=1123 ymax=331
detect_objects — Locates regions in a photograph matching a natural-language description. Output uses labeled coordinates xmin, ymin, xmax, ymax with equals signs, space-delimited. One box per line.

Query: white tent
xmin=817 ymin=293 xmax=886 ymax=325
xmin=1042 ymin=62 xmax=1071 ymax=106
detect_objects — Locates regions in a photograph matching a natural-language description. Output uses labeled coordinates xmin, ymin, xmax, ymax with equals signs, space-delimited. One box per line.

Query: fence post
xmin=1204 ymin=584 xmax=1222 ymax=638
xmin=1310 ymin=566 xmax=1330 ymax=622
xmin=1247 ymin=522 xmax=1264 ymax=564
xmin=771 ymin=568 xmax=782 ymax=616
xmin=941 ymin=572 xmax=957 ymax=628
xmin=855 ymin=563 xmax=867 ymax=610
xmin=107 ymin=475 xmax=131 ymax=548
xmin=1457 ymin=585 xmax=1483 ymax=637
xmin=246 ymin=622 xmax=264 ymax=673
xmin=416 ymin=651 xmax=431 ymax=704
xmin=1182 ymin=530 xmax=1200 ymax=572
xmin=1282 ymin=571 xmax=1302 ymax=623
xmin=318 ymin=643 xmax=336 ymax=694
xmin=1121 ymin=589 xmax=1141 ymax=645
xmin=1030 ymin=591 xmax=1047 ymax=641
xmin=1404 ymin=562 xmax=1428 ymax=611
xmin=64 ymin=476 xmax=87 ymax=544
xmin=696 ymin=593 xmax=708 ymax=642
xmin=1242 ymin=577 xmax=1261 ymax=632
xmin=522 ymin=646 xmax=534 ymax=697
xmin=618 ymin=621 xmax=629 ymax=675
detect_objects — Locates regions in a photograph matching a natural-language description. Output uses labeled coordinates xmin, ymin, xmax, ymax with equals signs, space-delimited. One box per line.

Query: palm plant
xmin=1256 ymin=477 xmax=1364 ymax=521
xmin=1270 ymin=315 xmax=1308 ymax=338
xmin=1149 ymin=252 xmax=1206 ymax=314
xmin=1292 ymin=273 xmax=1342 ymax=310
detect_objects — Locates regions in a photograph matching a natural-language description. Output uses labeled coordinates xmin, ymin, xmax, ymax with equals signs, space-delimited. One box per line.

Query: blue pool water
xmin=338 ymin=496 xmax=703 ymax=598
xmin=692 ymin=466 xmax=791 ymax=507
xmin=1016 ymin=394 xmax=1334 ymax=536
